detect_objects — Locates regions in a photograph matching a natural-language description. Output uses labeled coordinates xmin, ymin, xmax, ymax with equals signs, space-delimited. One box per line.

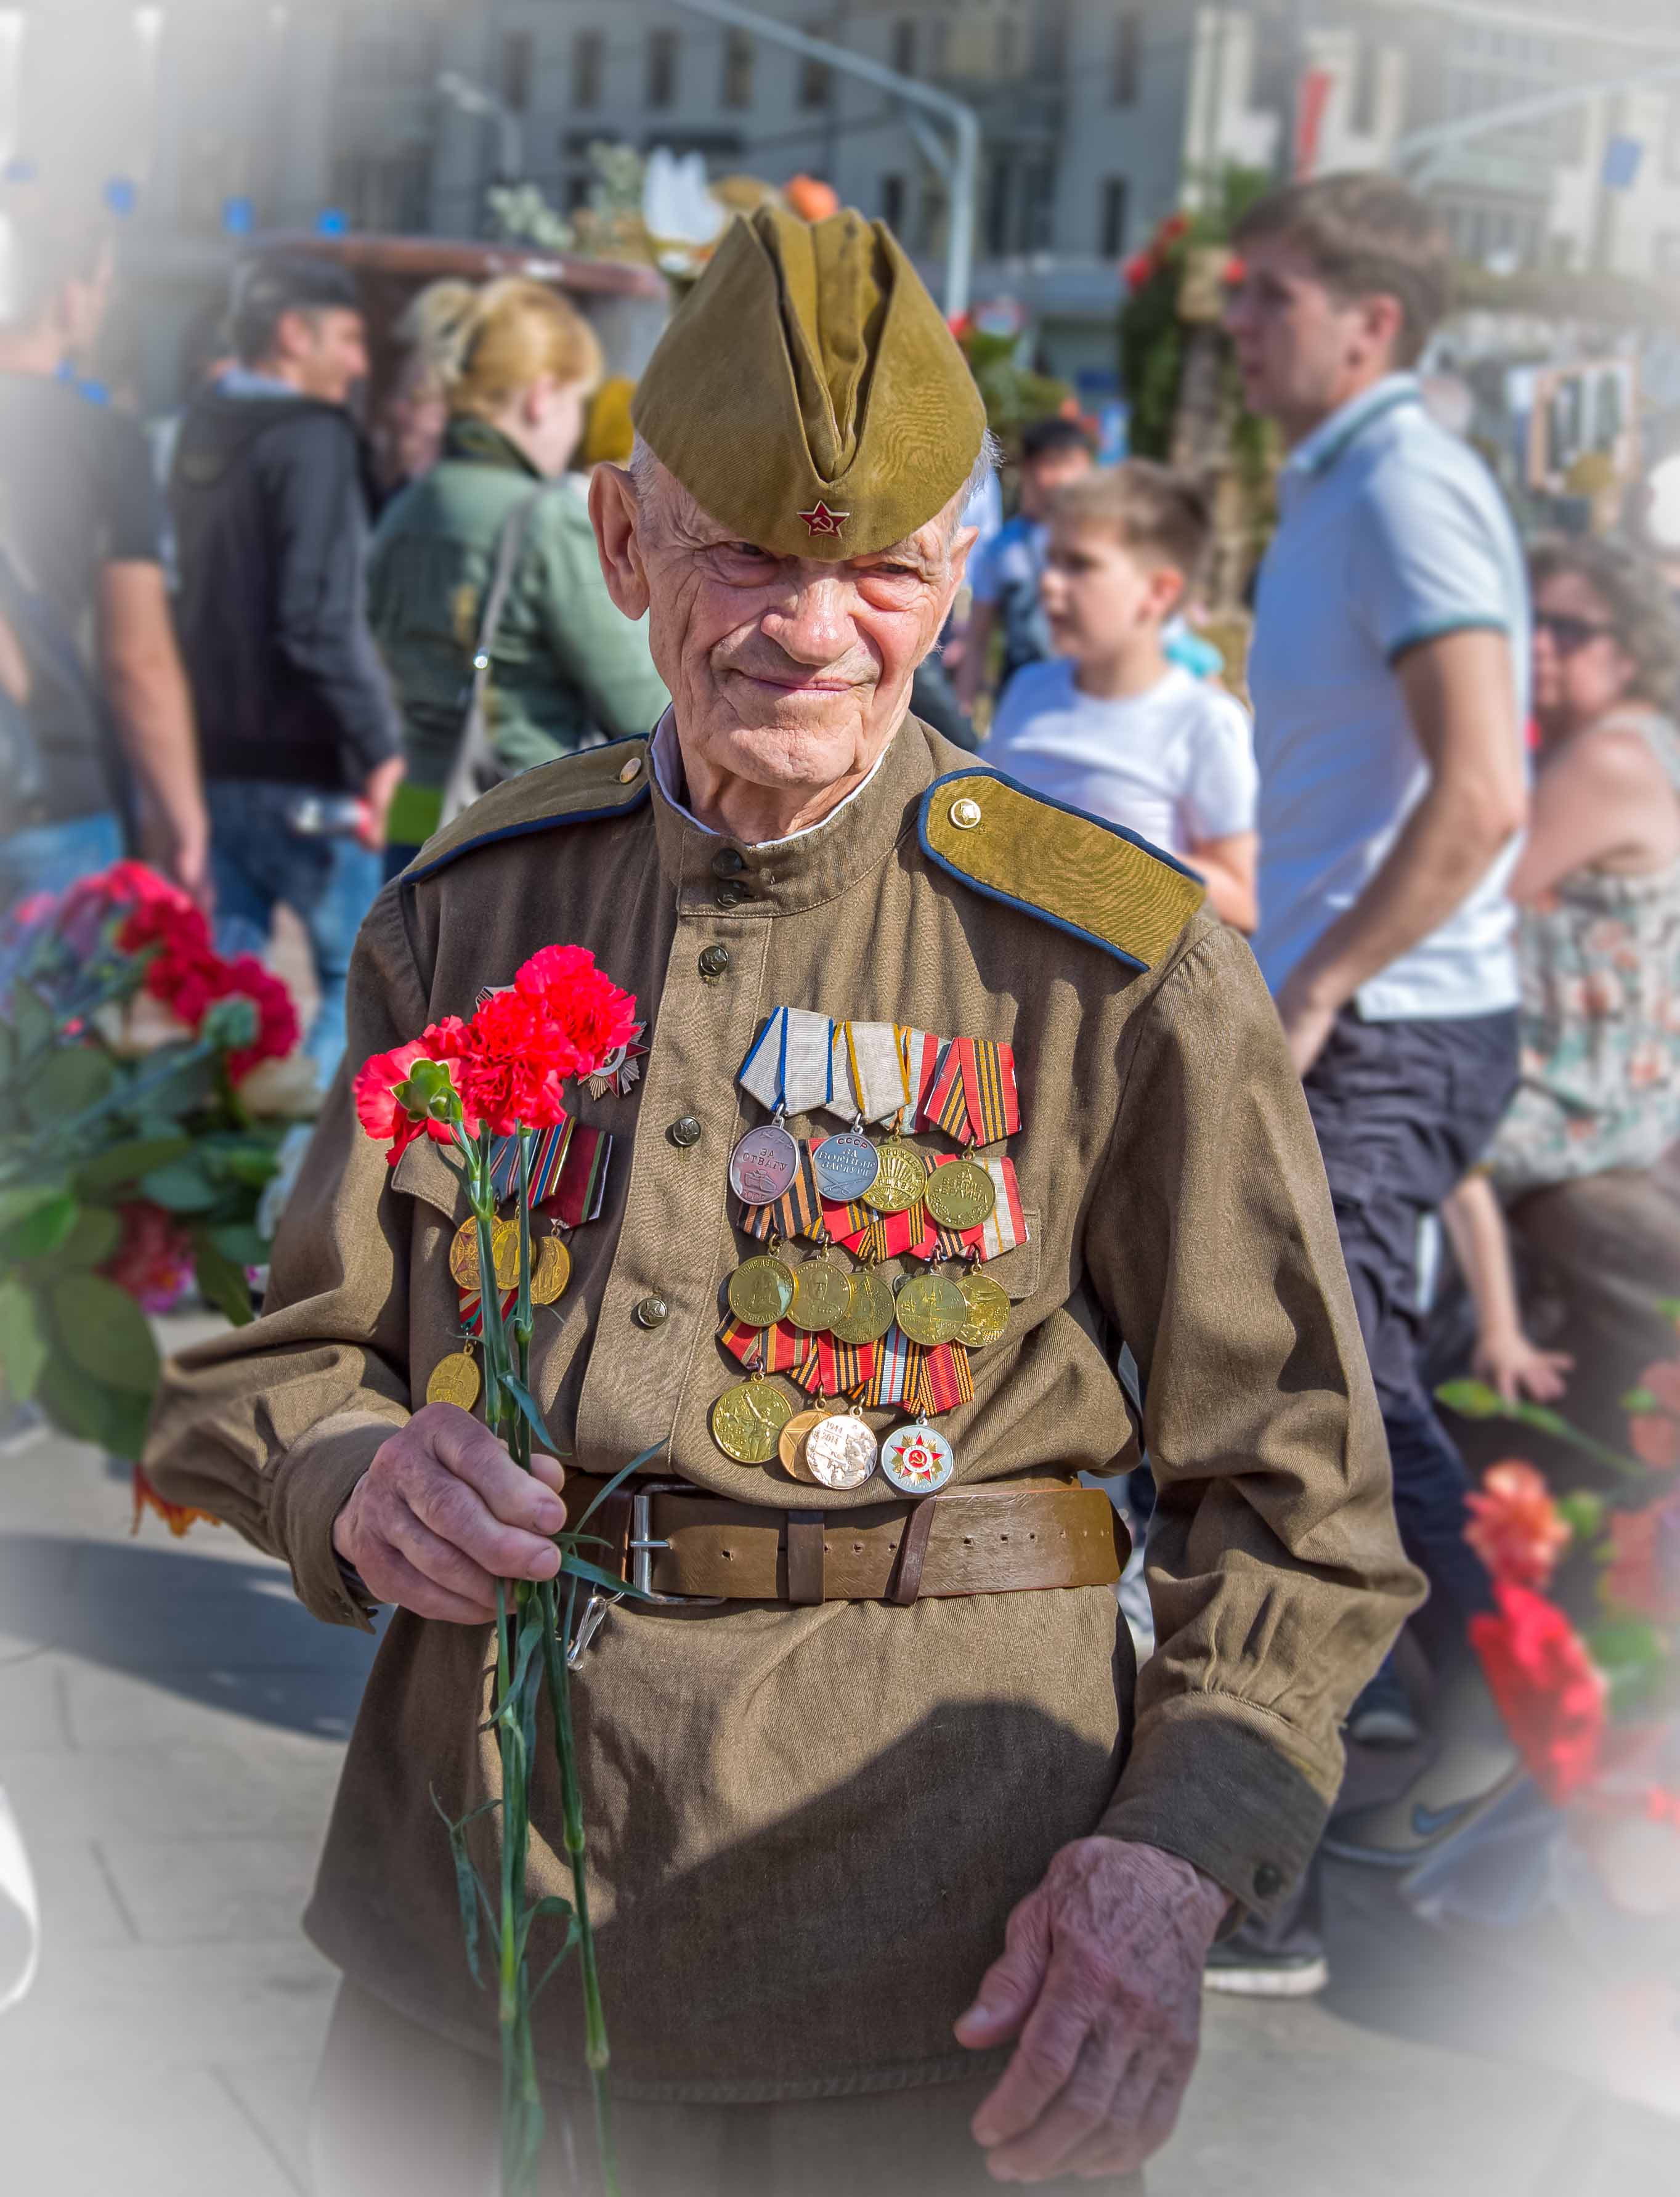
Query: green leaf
xmin=1655 ymin=1297 xmax=1680 ymax=1325
xmin=1620 ymin=1388 xmax=1658 ymax=1415
xmin=1435 ymin=1378 xmax=1507 ymax=1421
xmin=1588 ymin=1615 xmax=1665 ymax=1671
xmin=7 ymin=983 xmax=55 ymax=1059
xmin=49 ymin=1272 xmax=160 ymax=1394
xmin=0 ymin=1192 xmax=79 ymax=1262
xmin=35 ymin=1357 xmax=153 ymax=1460
xmin=0 ymin=1278 xmax=49 ymax=1402
xmin=73 ymin=1135 xmax=192 ymax=1196
xmin=50 ymin=1207 xmax=123 ymax=1270
xmin=193 ymin=1240 xmax=256 ymax=1328
xmin=126 ymin=1051 xmax=217 ymax=1119
xmin=22 ymin=1044 xmax=116 ymax=1129
xmin=0 ymin=1180 xmax=71 ymax=1234
xmin=207 ymin=1222 xmax=267 ymax=1269
xmin=138 ymin=1156 xmax=220 ymax=1213
xmin=569 ymin=1443 xmax=663 ymax=1533
xmin=500 ymin=1372 xmax=556 ymax=1454
xmin=1557 ymin=1491 xmax=1605 ymax=1543
xmin=557 ymin=1551 xmax=654 ymax=1602
xmin=431 ymin=1788 xmax=491 ymax=1991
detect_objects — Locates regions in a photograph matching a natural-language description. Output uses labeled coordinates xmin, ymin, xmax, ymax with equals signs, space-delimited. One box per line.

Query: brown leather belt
xmin=567 ymin=1471 xmax=1129 ymax=1607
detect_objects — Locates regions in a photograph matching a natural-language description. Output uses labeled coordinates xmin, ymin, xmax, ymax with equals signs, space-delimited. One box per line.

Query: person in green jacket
xmin=368 ymin=277 xmax=668 ymax=869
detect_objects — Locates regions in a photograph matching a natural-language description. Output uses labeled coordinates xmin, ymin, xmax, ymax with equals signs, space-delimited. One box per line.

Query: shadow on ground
xmin=0 ymin=1530 xmax=379 ymax=1742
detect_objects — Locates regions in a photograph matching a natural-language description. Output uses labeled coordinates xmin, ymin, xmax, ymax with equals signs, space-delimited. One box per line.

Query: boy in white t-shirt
xmin=986 ymin=461 xmax=1259 ymax=928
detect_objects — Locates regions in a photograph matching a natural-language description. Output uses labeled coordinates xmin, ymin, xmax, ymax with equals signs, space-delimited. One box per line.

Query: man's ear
xmin=1359 ymin=292 xmax=1407 ymax=373
xmin=589 ymin=463 xmax=652 ymax=620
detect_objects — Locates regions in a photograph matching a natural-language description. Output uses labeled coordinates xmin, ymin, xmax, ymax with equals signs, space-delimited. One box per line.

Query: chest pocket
xmin=391 ymin=1136 xmax=469 ymax=1222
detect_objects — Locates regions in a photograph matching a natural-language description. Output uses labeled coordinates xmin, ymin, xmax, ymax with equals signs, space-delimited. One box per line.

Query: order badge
xmin=880 ymin=1421 xmax=954 ymax=1494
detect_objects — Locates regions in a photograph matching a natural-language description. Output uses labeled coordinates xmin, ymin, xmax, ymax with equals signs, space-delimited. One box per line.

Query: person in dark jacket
xmin=169 ymin=257 xmax=404 ymax=1084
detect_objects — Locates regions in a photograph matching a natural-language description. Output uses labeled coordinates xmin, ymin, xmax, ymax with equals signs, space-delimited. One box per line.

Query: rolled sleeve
xmin=1085 ymin=920 xmax=1424 ymax=1908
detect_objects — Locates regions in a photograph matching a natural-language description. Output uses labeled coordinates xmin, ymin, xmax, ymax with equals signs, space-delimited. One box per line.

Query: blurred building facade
xmin=3 ymin=0 xmax=1679 ymax=387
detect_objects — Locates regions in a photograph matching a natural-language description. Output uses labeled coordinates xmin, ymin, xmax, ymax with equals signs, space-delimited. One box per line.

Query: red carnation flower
xmin=1601 ymin=1492 xmax=1680 ymax=1623
xmin=457 ymin=987 xmax=578 ymax=1136
xmin=1637 ymin=1359 xmax=1680 ymax=1416
xmin=353 ymin=1017 xmax=476 ymax=1163
xmin=213 ymin=956 xmax=301 ymax=1081
xmin=1629 ymin=1413 xmax=1680 ymax=1471
xmin=1464 ymin=1461 xmax=1572 ymax=1590
xmin=1159 ymin=212 xmax=1190 ymax=243
xmin=513 ymin=946 xmax=636 ymax=1080
xmin=1469 ymin=1580 xmax=1607 ymax=1804
xmin=102 ymin=1199 xmax=196 ymax=1314
xmin=1122 ymin=251 xmax=1154 ymax=291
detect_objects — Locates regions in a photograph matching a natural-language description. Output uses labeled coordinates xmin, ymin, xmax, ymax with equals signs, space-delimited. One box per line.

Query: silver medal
xmin=811 ymin=1126 xmax=880 ymax=1203
xmin=729 ymin=1119 xmax=801 ymax=1207
xmin=803 ymin=1410 xmax=879 ymax=1490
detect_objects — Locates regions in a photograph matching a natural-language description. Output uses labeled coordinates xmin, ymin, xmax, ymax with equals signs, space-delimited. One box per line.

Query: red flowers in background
xmin=101 ymin=1199 xmax=197 ymax=1315
xmin=1602 ymin=1492 xmax=1680 ymax=1623
xmin=1465 ymin=1461 xmax=1573 ymax=1590
xmin=1470 ymin=1579 xmax=1608 ymax=1804
xmin=355 ymin=948 xmax=636 ymax=1162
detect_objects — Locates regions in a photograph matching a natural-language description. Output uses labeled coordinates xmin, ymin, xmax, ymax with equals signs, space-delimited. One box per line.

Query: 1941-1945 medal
xmin=426 ymin=1343 xmax=481 ymax=1411
xmin=803 ymin=1407 xmax=879 ymax=1489
xmin=893 ymin=1268 xmax=968 ymax=1347
xmin=830 ymin=1263 xmax=896 ymax=1346
xmin=728 ymin=1250 xmax=797 ymax=1328
xmin=529 ymin=1235 xmax=572 ymax=1306
xmin=862 ymin=1135 xmax=927 ymax=1214
xmin=779 ymin=1404 xmax=842 ymax=1483
xmin=954 ymin=1266 xmax=1010 ymax=1347
xmin=711 ymin=1373 xmax=795 ymax=1464
xmin=787 ymin=1253 xmax=850 ymax=1334
xmin=923 ymin=1158 xmax=996 ymax=1232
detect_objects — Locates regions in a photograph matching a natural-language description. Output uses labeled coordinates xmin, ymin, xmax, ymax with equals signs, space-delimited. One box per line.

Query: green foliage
xmin=193 ymin=1240 xmax=256 ymax=1328
xmin=73 ymin=1135 xmax=193 ymax=1195
xmin=0 ymin=1192 xmax=78 ymax=1262
xmin=0 ymin=1277 xmax=48 ymax=1402
xmin=957 ymin=328 xmax=1076 ymax=455
xmin=50 ymin=1272 xmax=161 ymax=1394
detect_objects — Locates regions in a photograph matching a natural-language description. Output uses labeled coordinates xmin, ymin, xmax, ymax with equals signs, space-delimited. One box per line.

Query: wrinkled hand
xmin=331 ymin=1402 xmax=566 ymax=1623
xmin=955 ymin=1838 xmax=1230 ymax=2183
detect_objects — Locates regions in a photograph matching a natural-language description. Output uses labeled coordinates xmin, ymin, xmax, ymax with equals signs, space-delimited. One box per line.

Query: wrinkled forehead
xmin=642 ymin=455 xmax=960 ymax=574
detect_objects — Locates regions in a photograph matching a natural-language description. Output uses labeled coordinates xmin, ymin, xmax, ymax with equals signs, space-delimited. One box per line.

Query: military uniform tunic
xmin=145 ymin=718 xmax=1420 ymax=2100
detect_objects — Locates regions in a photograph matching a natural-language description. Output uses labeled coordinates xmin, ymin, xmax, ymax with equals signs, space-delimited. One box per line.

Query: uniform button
xmin=618 ymin=753 xmax=643 ymax=784
xmin=712 ymin=847 xmax=745 ymax=876
xmin=668 ymin=1114 xmax=703 ymax=1147
xmin=633 ymin=1294 xmax=670 ymax=1329
xmin=698 ymin=943 xmax=732 ymax=978
xmin=949 ymin=795 xmax=983 ymax=830
xmin=1252 ymin=1862 xmax=1283 ymax=1901
xmin=714 ymin=882 xmax=749 ymax=909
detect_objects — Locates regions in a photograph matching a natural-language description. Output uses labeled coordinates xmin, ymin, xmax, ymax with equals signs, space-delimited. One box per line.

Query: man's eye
xmin=725 ymin=543 xmax=773 ymax=562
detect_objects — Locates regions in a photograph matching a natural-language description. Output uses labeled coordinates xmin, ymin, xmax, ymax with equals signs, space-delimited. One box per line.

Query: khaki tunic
xmin=145 ymin=720 xmax=1421 ymax=2102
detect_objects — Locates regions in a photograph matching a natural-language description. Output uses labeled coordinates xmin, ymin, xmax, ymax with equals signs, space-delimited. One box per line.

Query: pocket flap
xmin=391 ymin=1135 xmax=469 ymax=1220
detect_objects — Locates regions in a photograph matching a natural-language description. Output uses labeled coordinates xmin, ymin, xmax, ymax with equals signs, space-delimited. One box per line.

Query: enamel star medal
xmin=880 ymin=1418 xmax=955 ymax=1495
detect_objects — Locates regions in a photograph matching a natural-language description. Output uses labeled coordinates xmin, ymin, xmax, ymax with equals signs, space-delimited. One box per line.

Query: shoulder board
xmin=919 ymin=767 xmax=1204 ymax=972
xmin=402 ymin=736 xmax=652 ymax=885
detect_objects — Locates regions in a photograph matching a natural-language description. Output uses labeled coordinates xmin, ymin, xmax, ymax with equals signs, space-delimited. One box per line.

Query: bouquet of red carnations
xmin=353 ymin=943 xmax=649 ymax=2197
xmin=0 ymin=863 xmax=306 ymax=1513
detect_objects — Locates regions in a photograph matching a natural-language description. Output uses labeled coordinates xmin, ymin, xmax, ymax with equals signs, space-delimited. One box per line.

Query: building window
xmin=572 ymin=28 xmax=603 ymax=110
xmin=501 ymin=30 xmax=534 ymax=115
xmin=1111 ymin=12 xmax=1139 ymax=105
xmin=1100 ymin=176 xmax=1129 ymax=257
xmin=891 ymin=18 xmax=916 ymax=77
xmin=882 ymin=173 xmax=906 ymax=232
xmin=984 ymin=152 xmax=1012 ymax=256
xmin=646 ymin=26 xmax=679 ymax=110
xmin=721 ymin=27 xmax=753 ymax=108
xmin=331 ymin=147 xmax=431 ymax=234
xmin=798 ymin=42 xmax=833 ymax=110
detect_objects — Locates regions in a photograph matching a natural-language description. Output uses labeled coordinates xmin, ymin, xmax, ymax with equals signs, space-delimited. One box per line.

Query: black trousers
xmin=1303 ymin=1005 xmax=1519 ymax=1671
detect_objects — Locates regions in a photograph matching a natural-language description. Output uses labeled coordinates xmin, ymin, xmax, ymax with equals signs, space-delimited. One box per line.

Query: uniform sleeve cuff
xmin=1097 ymin=1702 xmax=1331 ymax=1922
xmin=267 ymin=1410 xmax=402 ymax=1631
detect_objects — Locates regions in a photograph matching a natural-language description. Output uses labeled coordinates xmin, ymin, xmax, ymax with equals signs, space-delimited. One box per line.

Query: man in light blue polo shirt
xmin=1217 ymin=176 xmax=1529 ymax=1955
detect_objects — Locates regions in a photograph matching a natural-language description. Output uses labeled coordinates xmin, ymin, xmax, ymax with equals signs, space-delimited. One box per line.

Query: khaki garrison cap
xmin=631 ymin=205 xmax=988 ymax=560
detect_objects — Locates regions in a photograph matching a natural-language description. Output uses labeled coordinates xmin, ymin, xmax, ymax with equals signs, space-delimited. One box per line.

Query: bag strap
xmin=439 ymin=487 xmax=548 ymax=829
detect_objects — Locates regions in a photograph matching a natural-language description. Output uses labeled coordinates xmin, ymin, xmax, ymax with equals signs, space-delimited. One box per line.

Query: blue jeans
xmin=207 ymin=780 xmax=382 ymax=1088
xmin=0 ymin=809 xmax=122 ymax=909
xmin=1304 ymin=1005 xmax=1519 ymax=1673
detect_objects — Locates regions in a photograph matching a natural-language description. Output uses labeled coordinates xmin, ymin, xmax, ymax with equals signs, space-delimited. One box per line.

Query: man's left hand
xmin=955 ymin=1838 xmax=1230 ymax=2183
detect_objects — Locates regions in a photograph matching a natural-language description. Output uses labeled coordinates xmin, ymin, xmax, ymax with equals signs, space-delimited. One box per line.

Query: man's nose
xmin=764 ymin=577 xmax=853 ymax=664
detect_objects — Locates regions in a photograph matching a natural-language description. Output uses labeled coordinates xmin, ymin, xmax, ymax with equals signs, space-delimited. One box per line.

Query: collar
xmin=443 ymin=415 xmax=543 ymax=477
xmin=1284 ymin=373 xmax=1421 ymax=484
xmin=216 ymin=366 xmax=303 ymax=401
xmin=648 ymin=707 xmax=927 ymax=919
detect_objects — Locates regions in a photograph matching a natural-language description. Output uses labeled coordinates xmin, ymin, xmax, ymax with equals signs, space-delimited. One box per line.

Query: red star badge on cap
xmin=797 ymin=500 xmax=849 ymax=537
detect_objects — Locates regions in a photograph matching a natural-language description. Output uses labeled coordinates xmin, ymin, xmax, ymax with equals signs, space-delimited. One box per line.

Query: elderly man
xmin=147 ymin=210 xmax=1418 ymax=2195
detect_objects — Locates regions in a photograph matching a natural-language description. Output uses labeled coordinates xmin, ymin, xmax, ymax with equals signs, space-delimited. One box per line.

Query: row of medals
xmin=713 ymin=1115 xmax=1010 ymax=1493
xmin=424 ymin=1219 xmax=572 ymax=1410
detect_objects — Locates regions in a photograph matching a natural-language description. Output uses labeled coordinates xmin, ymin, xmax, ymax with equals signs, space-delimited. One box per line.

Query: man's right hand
xmin=359 ymin=755 xmax=407 ymax=850
xmin=331 ymin=1403 xmax=567 ymax=1623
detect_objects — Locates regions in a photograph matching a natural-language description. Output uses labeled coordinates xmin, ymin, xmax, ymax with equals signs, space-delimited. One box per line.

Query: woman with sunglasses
xmin=1449 ymin=536 xmax=1680 ymax=1474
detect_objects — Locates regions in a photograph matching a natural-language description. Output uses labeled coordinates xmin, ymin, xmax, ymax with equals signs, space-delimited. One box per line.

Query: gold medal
xmin=779 ymin=1404 xmax=841 ymax=1483
xmin=830 ymin=1263 xmax=897 ymax=1346
xmin=711 ymin=1373 xmax=793 ymax=1463
xmin=448 ymin=1216 xmax=521 ymax=1293
xmin=893 ymin=1269 xmax=968 ymax=1347
xmin=955 ymin=1266 xmax=1010 ymax=1347
xmin=862 ymin=1135 xmax=928 ymax=1214
xmin=924 ymin=1159 xmax=997 ymax=1232
xmin=728 ymin=1251 xmax=796 ymax=1328
xmin=529 ymin=1235 xmax=572 ymax=1307
xmin=787 ymin=1254 xmax=850 ymax=1334
xmin=425 ymin=1343 xmax=481 ymax=1411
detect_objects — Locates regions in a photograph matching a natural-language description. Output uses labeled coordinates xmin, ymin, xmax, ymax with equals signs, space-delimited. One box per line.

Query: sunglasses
xmin=1534 ymin=611 xmax=1620 ymax=657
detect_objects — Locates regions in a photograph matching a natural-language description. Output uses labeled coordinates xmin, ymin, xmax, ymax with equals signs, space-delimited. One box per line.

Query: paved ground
xmin=2 ymin=1389 xmax=1677 ymax=2196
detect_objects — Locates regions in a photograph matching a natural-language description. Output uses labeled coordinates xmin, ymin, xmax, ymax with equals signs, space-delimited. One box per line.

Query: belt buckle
xmin=628 ymin=1482 xmax=725 ymax=1607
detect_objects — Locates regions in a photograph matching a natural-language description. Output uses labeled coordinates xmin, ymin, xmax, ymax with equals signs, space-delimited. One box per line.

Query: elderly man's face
xmin=592 ymin=457 xmax=974 ymax=800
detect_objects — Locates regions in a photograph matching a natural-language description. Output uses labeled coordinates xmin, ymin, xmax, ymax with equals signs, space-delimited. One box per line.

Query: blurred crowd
xmin=2 ymin=170 xmax=1678 ymax=2044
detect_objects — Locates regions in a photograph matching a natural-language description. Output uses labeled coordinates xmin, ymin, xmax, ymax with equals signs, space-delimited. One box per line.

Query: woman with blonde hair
xmin=368 ymin=277 xmax=667 ymax=867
